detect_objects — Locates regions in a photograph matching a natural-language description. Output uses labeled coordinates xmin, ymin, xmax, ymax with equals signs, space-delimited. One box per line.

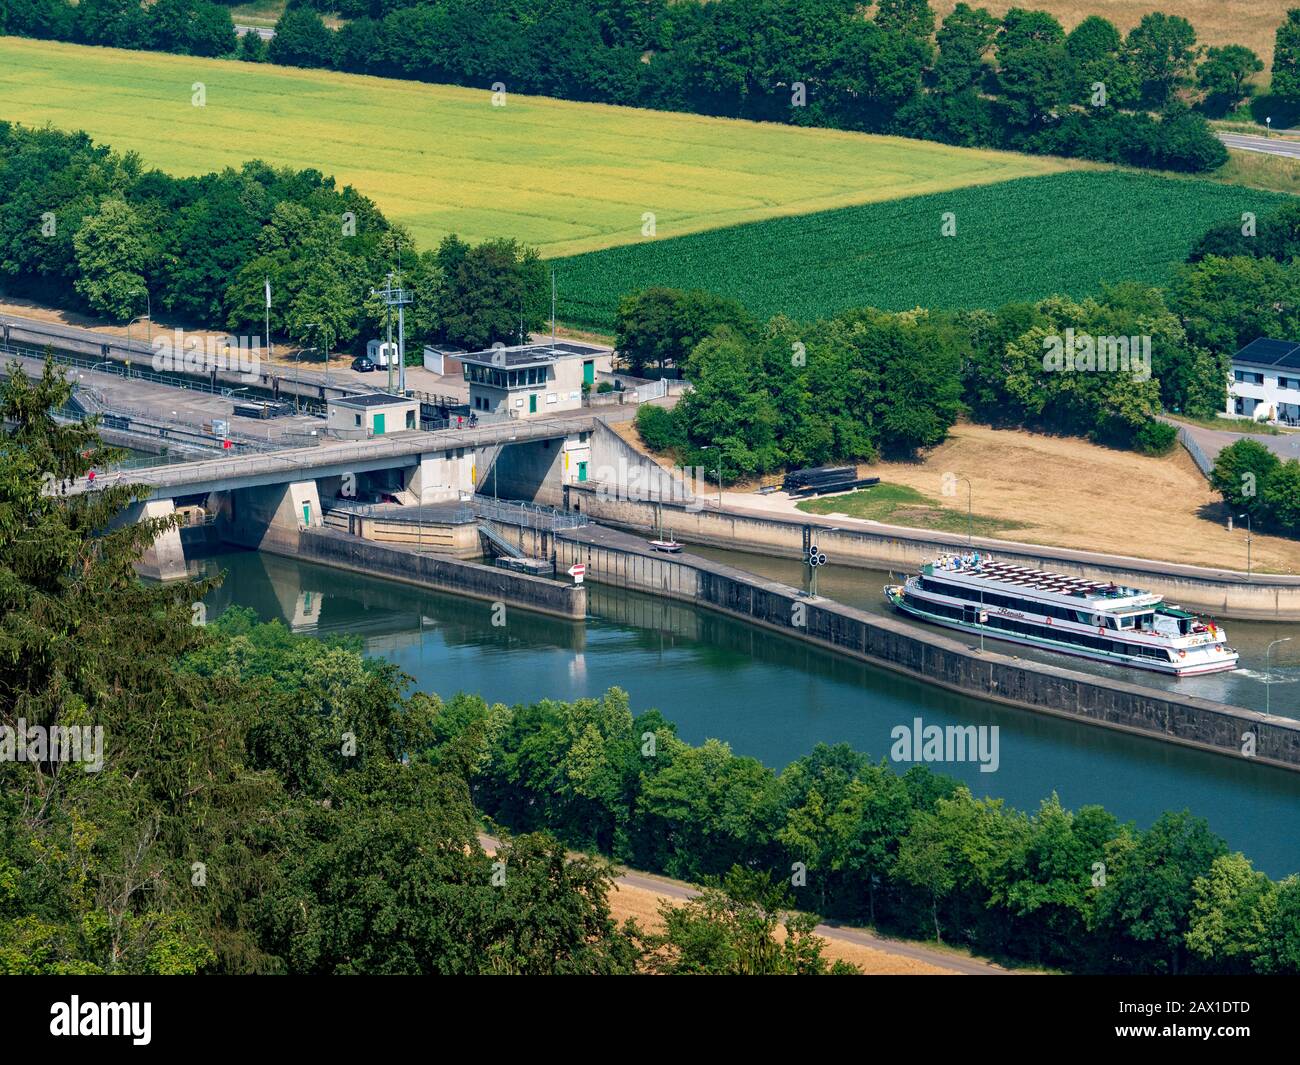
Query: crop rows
xmin=554 ymin=171 xmax=1292 ymax=329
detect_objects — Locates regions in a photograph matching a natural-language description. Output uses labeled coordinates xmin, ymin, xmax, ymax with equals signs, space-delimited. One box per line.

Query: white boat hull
xmin=886 ymin=588 xmax=1238 ymax=677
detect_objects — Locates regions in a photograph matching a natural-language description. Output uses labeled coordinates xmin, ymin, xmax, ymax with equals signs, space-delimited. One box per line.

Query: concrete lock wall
xmin=299 ymin=527 xmax=586 ymax=620
xmin=567 ymin=483 xmax=1300 ymax=622
xmin=553 ymin=530 xmax=1300 ymax=772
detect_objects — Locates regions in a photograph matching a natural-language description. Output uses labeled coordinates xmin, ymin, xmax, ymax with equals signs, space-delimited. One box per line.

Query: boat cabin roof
xmin=923 ymin=557 xmax=1162 ymax=613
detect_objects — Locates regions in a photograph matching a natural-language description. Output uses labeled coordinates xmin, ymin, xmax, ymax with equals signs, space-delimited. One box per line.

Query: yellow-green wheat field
xmin=0 ymin=35 xmax=1069 ymax=256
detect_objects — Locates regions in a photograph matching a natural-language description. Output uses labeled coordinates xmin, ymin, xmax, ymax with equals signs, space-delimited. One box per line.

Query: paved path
xmin=477 ymin=835 xmax=1007 ymax=975
xmin=1172 ymin=418 xmax=1300 ymax=464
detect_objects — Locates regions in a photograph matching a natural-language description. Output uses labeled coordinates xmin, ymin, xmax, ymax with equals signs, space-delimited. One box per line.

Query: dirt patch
xmin=607 ymin=880 xmax=953 ymax=975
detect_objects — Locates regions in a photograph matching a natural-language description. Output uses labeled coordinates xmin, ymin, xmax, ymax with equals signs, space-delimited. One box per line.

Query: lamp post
xmin=1237 ymin=512 xmax=1253 ymax=579
xmin=959 ymin=476 xmax=973 ymax=547
xmin=702 ymin=445 xmax=723 ymax=509
xmin=1266 ymin=636 xmax=1292 ymax=715
xmin=126 ymin=310 xmax=150 ymax=374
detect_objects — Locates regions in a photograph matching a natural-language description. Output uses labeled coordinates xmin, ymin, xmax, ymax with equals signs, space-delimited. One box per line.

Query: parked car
xmin=351 ymin=356 xmax=377 ymax=373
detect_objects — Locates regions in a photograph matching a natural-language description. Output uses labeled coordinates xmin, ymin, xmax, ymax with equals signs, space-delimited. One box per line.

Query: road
xmin=478 ymin=834 xmax=1009 ymax=975
xmin=234 ymin=24 xmax=275 ymax=41
xmin=1218 ymin=131 xmax=1300 ymax=159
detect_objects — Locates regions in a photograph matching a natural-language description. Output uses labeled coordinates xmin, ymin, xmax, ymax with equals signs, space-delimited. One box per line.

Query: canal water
xmin=198 ymin=548 xmax=1300 ymax=877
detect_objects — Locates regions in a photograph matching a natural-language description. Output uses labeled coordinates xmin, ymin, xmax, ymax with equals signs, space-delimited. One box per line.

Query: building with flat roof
xmin=461 ymin=342 xmax=613 ymax=418
xmin=326 ymin=393 xmax=419 ymax=438
xmin=1227 ymin=338 xmax=1300 ymax=424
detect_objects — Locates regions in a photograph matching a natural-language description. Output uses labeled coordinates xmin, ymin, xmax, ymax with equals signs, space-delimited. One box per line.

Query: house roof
xmin=1233 ymin=338 xmax=1300 ymax=369
xmin=329 ymin=392 xmax=414 ymax=409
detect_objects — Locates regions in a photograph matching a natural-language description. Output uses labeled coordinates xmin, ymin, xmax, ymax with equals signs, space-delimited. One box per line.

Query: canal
xmin=198 ymin=548 xmax=1300 ymax=878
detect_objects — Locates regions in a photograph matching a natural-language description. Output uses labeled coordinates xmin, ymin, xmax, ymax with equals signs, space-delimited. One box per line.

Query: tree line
xmin=454 ymin=674 xmax=1299 ymax=974
xmin=4 ymin=0 xmax=1251 ymax=173
xmin=0 ymin=123 xmax=547 ymax=354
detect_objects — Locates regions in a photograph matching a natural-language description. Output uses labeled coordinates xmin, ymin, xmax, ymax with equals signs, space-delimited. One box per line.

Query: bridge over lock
xmin=65 ymin=417 xmax=604 ymax=580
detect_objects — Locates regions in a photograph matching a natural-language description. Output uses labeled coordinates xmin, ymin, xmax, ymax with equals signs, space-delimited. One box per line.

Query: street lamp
xmin=701 ymin=445 xmax=723 ymax=509
xmin=959 ymin=475 xmax=973 ymax=547
xmin=126 ymin=310 xmax=150 ymax=373
xmin=1237 ymin=512 xmax=1253 ymax=579
xmin=1266 ymin=636 xmax=1292 ymax=715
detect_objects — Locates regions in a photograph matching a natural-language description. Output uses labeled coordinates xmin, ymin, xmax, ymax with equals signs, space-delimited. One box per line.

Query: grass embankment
xmin=797 ymin=482 xmax=1030 ymax=537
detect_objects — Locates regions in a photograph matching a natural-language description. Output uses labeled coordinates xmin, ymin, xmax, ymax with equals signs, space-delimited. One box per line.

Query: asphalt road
xmin=477 ymin=834 xmax=1008 ymax=975
xmin=1219 ymin=132 xmax=1300 ymax=158
xmin=234 ymin=24 xmax=275 ymax=41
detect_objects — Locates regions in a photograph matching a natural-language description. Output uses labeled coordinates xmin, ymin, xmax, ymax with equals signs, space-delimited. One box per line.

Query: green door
xmin=577 ymin=460 xmax=588 ymax=482
xmin=373 ymin=412 xmax=385 ymax=435
xmin=583 ymin=360 xmax=594 ymax=385
xmin=529 ymin=393 xmax=537 ymax=413
xmin=302 ymin=502 xmax=311 ymax=526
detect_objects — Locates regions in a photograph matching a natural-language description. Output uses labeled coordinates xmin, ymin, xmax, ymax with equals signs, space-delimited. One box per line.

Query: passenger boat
xmin=884 ymin=553 xmax=1238 ymax=676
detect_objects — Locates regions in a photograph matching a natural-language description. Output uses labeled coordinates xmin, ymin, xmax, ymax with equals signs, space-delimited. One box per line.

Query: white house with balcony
xmin=1226 ymin=338 xmax=1300 ymax=425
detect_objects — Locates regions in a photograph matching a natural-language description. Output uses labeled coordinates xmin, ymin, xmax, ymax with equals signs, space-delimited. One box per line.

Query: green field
xmin=0 ymin=36 xmax=1066 ymax=257
xmin=553 ymin=171 xmax=1294 ymax=328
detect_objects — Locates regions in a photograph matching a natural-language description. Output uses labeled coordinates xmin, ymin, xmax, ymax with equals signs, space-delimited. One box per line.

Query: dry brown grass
xmin=932 ymin=2 xmax=1289 ymax=65
xmin=867 ymin=422 xmax=1300 ymax=574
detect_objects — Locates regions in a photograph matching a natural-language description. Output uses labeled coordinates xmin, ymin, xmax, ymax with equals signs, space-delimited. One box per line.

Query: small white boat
xmin=885 ymin=552 xmax=1238 ymax=677
xmin=649 ymin=538 xmax=682 ymax=553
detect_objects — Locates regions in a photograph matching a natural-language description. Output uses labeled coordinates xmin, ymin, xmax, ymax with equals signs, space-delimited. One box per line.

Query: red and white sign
xmin=222 ymin=439 xmax=232 ymax=450
xmin=567 ymin=563 xmax=586 ymax=584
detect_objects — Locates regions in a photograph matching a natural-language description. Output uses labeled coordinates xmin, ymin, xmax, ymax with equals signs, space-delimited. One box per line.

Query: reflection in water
xmin=199 ymin=548 xmax=1300 ymax=877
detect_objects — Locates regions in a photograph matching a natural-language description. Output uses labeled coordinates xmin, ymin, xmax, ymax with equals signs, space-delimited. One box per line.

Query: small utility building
xmin=326 ymin=393 xmax=419 ymax=438
xmin=461 ymin=342 xmax=612 ymax=418
xmin=1227 ymin=338 xmax=1300 ymax=424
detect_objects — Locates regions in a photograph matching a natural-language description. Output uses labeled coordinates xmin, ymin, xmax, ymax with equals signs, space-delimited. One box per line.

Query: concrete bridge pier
xmin=127 ymin=499 xmax=188 ymax=582
xmin=405 ymin=448 xmax=476 ymax=504
xmin=221 ymin=479 xmax=323 ymax=553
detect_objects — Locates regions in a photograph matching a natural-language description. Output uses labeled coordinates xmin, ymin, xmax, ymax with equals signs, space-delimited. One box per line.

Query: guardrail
xmin=471 ymin=494 xmax=589 ymax=531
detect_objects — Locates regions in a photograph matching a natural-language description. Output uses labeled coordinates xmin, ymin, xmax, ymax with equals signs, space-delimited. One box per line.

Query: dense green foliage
xmin=0 ymin=123 xmax=546 ymax=351
xmin=0 ymin=0 xmax=235 ymax=55
xmin=556 ymin=172 xmax=1287 ymax=331
xmin=451 ymin=687 xmax=1300 ymax=973
xmin=1209 ymin=439 xmax=1300 ymax=536
xmin=636 ymin=306 xmax=962 ymax=480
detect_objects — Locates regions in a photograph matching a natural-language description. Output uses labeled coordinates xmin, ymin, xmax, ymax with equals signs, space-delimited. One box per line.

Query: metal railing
xmin=471 ymin=495 xmax=588 ymax=531
xmin=1176 ymin=425 xmax=1214 ymax=477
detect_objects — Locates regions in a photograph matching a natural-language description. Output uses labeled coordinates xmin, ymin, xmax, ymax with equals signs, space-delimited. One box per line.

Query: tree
xmin=1125 ymin=13 xmax=1199 ymax=106
xmin=72 ymin=198 xmax=151 ymax=320
xmin=1272 ymin=10 xmax=1300 ymax=100
xmin=1065 ymin=15 xmax=1138 ymax=107
xmin=933 ymin=3 xmax=997 ymax=95
xmin=613 ymin=286 xmax=755 ymax=376
xmin=1262 ymin=458 xmax=1300 ymax=529
xmin=1186 ymin=853 xmax=1273 ymax=974
xmin=1092 ymin=811 xmax=1227 ymax=974
xmin=238 ymin=26 xmax=268 ymax=62
xmin=1257 ymin=875 xmax=1300 ymax=973
xmin=1210 ymin=438 xmax=1280 ymax=517
xmin=873 ymin=0 xmax=933 ymax=42
xmin=1198 ymin=46 xmax=1263 ymax=111
xmin=641 ymin=866 xmax=854 ymax=974
xmin=268 ymin=8 xmax=336 ymax=68
xmin=432 ymin=236 xmax=547 ymax=351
